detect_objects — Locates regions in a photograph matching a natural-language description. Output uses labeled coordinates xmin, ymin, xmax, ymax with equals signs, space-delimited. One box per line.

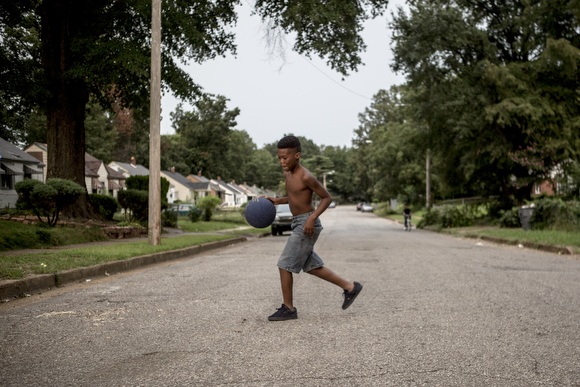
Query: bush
xmin=188 ymin=206 xmax=203 ymax=222
xmin=126 ymin=175 xmax=170 ymax=199
xmin=531 ymin=198 xmax=580 ymax=231
xmin=498 ymin=208 xmax=521 ymax=228
xmin=415 ymin=205 xmax=474 ymax=229
xmin=15 ymin=178 xmax=85 ymax=226
xmin=197 ymin=196 xmax=222 ymax=221
xmin=117 ymin=189 xmax=149 ymax=222
xmin=161 ymin=209 xmax=178 ymax=228
xmin=89 ymin=194 xmax=119 ymax=221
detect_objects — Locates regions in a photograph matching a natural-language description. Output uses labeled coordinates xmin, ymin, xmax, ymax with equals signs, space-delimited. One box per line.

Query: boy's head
xmin=277 ymin=135 xmax=301 ymax=172
xmin=277 ymin=135 xmax=301 ymax=153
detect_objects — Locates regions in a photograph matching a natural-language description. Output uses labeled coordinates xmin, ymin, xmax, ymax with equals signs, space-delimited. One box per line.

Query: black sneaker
xmin=268 ymin=304 xmax=297 ymax=321
xmin=342 ymin=282 xmax=363 ymax=310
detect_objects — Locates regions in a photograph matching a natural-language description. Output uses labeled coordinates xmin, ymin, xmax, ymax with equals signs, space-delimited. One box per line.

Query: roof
xmin=161 ymin=170 xmax=207 ymax=191
xmin=239 ymin=184 xmax=261 ymax=196
xmin=85 ymin=166 xmax=99 ymax=178
xmin=228 ymin=181 xmax=248 ymax=196
xmin=85 ymin=153 xmax=102 ymax=173
xmin=213 ymin=179 xmax=244 ymax=194
xmin=189 ymin=173 xmax=210 ymax=183
xmin=110 ymin=161 xmax=150 ymax=176
xmin=0 ymin=138 xmax=45 ymax=164
xmin=105 ymin=165 xmax=126 ymax=180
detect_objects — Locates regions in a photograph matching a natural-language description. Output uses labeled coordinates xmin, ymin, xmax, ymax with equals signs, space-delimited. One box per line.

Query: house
xmin=228 ymin=180 xmax=249 ymax=207
xmin=238 ymin=182 xmax=261 ymax=200
xmin=160 ymin=168 xmax=201 ymax=203
xmin=0 ymin=138 xmax=45 ymax=208
xmin=108 ymin=157 xmax=149 ymax=178
xmin=24 ymin=142 xmax=125 ymax=198
xmin=105 ymin=165 xmax=126 ymax=197
xmin=23 ymin=142 xmax=48 ymax=182
xmin=210 ymin=177 xmax=247 ymax=208
xmin=186 ymin=171 xmax=223 ymax=201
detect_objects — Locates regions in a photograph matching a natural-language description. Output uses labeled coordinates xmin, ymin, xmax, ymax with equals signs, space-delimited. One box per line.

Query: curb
xmin=462 ymin=233 xmax=574 ymax=255
xmin=0 ymin=237 xmax=247 ymax=300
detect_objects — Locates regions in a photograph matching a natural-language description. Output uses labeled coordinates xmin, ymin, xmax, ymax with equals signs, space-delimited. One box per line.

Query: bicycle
xmin=404 ymin=215 xmax=412 ymax=232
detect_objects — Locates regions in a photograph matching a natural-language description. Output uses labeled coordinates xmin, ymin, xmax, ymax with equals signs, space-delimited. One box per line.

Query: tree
xmin=390 ymin=0 xmax=580 ymax=203
xmin=171 ymin=96 xmax=239 ymax=179
xmin=85 ymin=102 xmax=118 ymax=164
xmin=1 ymin=0 xmax=389 ymax=218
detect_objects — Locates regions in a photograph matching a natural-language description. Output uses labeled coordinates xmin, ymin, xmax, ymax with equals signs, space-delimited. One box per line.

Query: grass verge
xmin=469 ymin=228 xmax=580 ymax=250
xmin=0 ymin=234 xmax=235 ymax=280
xmin=0 ymin=220 xmax=108 ymax=252
xmin=178 ymin=220 xmax=243 ymax=232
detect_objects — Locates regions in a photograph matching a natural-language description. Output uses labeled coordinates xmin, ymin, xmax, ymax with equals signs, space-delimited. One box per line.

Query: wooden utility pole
xmin=426 ymin=150 xmax=431 ymax=209
xmin=148 ymin=0 xmax=161 ymax=245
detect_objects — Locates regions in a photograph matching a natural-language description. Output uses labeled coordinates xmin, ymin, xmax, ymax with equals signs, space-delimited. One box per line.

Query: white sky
xmin=160 ymin=1 xmax=407 ymax=149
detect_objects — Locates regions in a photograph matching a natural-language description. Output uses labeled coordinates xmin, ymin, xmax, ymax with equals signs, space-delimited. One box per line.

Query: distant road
xmin=1 ymin=205 xmax=579 ymax=386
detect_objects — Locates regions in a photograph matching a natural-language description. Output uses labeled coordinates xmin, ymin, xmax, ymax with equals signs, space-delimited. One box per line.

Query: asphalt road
xmin=1 ymin=206 xmax=579 ymax=386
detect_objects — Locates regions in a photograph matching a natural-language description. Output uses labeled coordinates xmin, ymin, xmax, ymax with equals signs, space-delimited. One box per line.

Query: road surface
xmin=1 ymin=206 xmax=579 ymax=386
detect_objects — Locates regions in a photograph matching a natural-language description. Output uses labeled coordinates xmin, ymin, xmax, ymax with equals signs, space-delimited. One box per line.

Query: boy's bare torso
xmin=285 ymin=165 xmax=316 ymax=216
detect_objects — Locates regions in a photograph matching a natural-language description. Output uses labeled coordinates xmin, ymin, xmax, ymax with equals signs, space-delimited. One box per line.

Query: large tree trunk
xmin=40 ymin=0 xmax=97 ymax=219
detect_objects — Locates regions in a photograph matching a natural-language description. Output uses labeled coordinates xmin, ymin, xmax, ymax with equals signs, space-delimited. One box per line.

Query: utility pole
xmin=426 ymin=150 xmax=431 ymax=209
xmin=148 ymin=0 xmax=161 ymax=245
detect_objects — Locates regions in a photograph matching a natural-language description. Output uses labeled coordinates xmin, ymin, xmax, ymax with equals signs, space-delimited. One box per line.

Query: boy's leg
xmin=307 ymin=266 xmax=354 ymax=292
xmin=279 ymin=268 xmax=295 ymax=310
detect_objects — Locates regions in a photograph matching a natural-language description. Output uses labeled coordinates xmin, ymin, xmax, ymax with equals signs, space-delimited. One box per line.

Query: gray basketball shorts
xmin=277 ymin=212 xmax=324 ymax=274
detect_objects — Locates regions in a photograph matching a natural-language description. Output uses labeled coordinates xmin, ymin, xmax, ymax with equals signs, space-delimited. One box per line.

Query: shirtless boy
xmin=264 ymin=135 xmax=363 ymax=321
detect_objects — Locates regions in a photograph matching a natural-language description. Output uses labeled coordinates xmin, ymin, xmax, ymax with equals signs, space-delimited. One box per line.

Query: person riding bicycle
xmin=403 ymin=205 xmax=412 ymax=229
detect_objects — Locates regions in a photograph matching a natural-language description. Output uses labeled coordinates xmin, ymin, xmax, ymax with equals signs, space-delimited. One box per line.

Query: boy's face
xmin=277 ymin=148 xmax=300 ymax=171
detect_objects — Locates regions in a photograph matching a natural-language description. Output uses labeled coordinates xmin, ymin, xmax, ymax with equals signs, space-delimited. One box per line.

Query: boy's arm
xmin=302 ymin=172 xmax=332 ymax=237
xmin=263 ymin=196 xmax=288 ymax=205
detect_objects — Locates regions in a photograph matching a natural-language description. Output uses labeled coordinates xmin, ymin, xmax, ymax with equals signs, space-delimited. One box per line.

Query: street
xmin=1 ymin=205 xmax=579 ymax=386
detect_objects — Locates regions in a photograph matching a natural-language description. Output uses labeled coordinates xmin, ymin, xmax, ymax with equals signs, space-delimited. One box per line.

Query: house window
xmin=534 ymin=184 xmax=541 ymax=195
xmin=1 ymin=174 xmax=13 ymax=189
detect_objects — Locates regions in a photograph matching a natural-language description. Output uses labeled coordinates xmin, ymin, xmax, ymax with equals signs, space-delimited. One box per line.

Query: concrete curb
xmin=0 ymin=237 xmax=247 ymax=300
xmin=462 ymin=233 xmax=574 ymax=255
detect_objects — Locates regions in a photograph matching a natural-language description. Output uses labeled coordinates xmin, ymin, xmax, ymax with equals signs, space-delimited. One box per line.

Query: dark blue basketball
xmin=244 ymin=197 xmax=276 ymax=228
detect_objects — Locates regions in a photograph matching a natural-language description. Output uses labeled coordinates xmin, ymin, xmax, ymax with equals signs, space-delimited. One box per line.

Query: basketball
xmin=244 ymin=197 xmax=276 ymax=228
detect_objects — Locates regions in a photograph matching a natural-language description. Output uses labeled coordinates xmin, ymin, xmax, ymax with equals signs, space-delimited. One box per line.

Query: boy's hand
xmin=262 ymin=196 xmax=276 ymax=205
xmin=303 ymin=216 xmax=316 ymax=238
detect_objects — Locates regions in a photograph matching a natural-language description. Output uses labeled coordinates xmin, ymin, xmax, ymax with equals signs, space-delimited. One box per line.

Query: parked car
xmin=361 ymin=203 xmax=374 ymax=212
xmin=329 ymin=201 xmax=337 ymax=208
xmin=175 ymin=203 xmax=196 ymax=216
xmin=271 ymin=204 xmax=293 ymax=236
xmin=357 ymin=202 xmax=363 ymax=211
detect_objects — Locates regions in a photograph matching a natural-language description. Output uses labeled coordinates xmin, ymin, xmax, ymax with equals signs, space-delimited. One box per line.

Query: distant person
xmin=264 ymin=135 xmax=363 ymax=321
xmin=403 ymin=204 xmax=412 ymax=229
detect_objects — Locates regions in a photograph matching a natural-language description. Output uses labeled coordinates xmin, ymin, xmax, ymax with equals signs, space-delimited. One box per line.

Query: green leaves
xmin=15 ymin=178 xmax=86 ymax=226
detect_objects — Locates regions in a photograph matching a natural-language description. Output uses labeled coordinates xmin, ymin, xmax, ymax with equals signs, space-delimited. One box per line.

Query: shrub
xmin=415 ymin=205 xmax=474 ymax=229
xmin=498 ymin=208 xmax=521 ymax=228
xmin=161 ymin=209 xmax=178 ymax=228
xmin=531 ymin=198 xmax=580 ymax=231
xmin=15 ymin=178 xmax=85 ymax=226
xmin=197 ymin=196 xmax=222 ymax=221
xmin=117 ymin=189 xmax=149 ymax=222
xmin=126 ymin=175 xmax=170 ymax=199
xmin=89 ymin=194 xmax=119 ymax=221
xmin=188 ymin=206 xmax=203 ymax=222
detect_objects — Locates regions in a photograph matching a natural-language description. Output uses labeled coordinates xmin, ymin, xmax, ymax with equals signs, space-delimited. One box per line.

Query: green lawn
xmin=178 ymin=220 xmax=244 ymax=232
xmin=0 ymin=234 xmax=236 ymax=280
xmin=472 ymin=228 xmax=580 ymax=249
xmin=0 ymin=220 xmax=108 ymax=252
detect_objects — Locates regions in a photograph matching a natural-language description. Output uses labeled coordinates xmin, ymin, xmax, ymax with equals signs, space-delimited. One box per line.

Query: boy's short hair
xmin=277 ymin=135 xmax=301 ymax=153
